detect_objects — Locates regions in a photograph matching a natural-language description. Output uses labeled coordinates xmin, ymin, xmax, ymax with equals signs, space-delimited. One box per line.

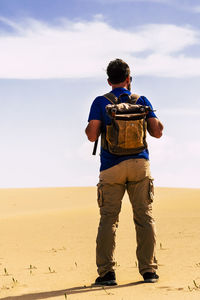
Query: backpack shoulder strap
xmin=103 ymin=92 xmax=140 ymax=104
xmin=129 ymin=93 xmax=140 ymax=104
xmin=103 ymin=93 xmax=118 ymax=104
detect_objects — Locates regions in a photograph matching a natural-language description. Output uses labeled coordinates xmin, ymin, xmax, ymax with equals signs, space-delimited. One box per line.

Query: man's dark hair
xmin=106 ymin=58 xmax=130 ymax=84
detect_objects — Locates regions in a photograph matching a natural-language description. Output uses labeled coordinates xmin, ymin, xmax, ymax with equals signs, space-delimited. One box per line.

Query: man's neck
xmin=111 ymin=83 xmax=128 ymax=90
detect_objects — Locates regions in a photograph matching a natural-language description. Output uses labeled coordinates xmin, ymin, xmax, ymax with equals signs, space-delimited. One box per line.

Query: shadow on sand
xmin=0 ymin=281 xmax=144 ymax=300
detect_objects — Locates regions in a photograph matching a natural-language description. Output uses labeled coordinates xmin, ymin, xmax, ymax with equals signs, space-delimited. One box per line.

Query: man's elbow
xmin=149 ymin=130 xmax=163 ymax=139
xmin=154 ymin=131 xmax=163 ymax=138
xmin=85 ymin=129 xmax=98 ymax=142
xmin=85 ymin=120 xmax=101 ymax=142
xmin=87 ymin=135 xmax=98 ymax=142
xmin=147 ymin=119 xmax=164 ymax=139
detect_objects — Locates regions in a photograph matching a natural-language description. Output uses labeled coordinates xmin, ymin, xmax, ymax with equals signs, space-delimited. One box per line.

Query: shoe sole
xmin=144 ymin=278 xmax=159 ymax=283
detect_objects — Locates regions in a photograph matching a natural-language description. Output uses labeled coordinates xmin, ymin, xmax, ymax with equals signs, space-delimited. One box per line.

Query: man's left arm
xmin=147 ymin=117 xmax=164 ymax=138
xmin=139 ymin=96 xmax=163 ymax=138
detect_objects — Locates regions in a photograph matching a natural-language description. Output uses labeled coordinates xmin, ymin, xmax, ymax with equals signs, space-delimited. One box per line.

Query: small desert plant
xmin=29 ymin=264 xmax=37 ymax=269
xmin=188 ymin=280 xmax=200 ymax=291
xmin=28 ymin=264 xmax=37 ymax=275
xmin=12 ymin=277 xmax=18 ymax=284
xmin=48 ymin=266 xmax=56 ymax=273
xmin=4 ymin=268 xmax=10 ymax=276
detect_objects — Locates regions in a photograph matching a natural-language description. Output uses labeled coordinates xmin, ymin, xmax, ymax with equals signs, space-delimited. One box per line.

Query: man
xmin=85 ymin=58 xmax=163 ymax=285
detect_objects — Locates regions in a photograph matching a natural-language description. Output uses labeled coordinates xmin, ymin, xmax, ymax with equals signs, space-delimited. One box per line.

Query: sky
xmin=0 ymin=0 xmax=200 ymax=188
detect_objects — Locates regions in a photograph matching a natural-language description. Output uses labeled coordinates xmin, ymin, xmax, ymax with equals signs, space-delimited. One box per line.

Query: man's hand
xmin=85 ymin=120 xmax=102 ymax=142
xmin=147 ymin=118 xmax=163 ymax=138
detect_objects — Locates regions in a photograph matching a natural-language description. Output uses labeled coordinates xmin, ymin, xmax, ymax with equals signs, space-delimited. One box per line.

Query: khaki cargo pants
xmin=96 ymin=158 xmax=157 ymax=276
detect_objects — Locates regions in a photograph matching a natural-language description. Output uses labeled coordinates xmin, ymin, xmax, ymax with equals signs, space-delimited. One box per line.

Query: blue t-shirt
xmin=88 ymin=87 xmax=157 ymax=171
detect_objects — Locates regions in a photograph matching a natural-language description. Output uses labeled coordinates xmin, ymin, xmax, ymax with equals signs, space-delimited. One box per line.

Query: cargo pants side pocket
xmin=97 ymin=183 xmax=104 ymax=207
xmin=149 ymin=178 xmax=154 ymax=203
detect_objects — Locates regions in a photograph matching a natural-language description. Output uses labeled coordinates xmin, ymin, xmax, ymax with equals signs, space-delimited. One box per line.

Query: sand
xmin=0 ymin=186 xmax=200 ymax=299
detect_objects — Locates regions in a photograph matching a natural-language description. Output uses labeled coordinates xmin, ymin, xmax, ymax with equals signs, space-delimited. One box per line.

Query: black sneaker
xmin=94 ymin=271 xmax=117 ymax=286
xmin=143 ymin=272 xmax=159 ymax=283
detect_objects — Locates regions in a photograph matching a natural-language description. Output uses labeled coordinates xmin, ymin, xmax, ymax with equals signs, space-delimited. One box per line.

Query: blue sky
xmin=0 ymin=0 xmax=200 ymax=188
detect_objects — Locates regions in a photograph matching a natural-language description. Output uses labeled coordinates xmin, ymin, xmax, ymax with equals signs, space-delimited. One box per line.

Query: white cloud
xmin=134 ymin=54 xmax=200 ymax=78
xmin=161 ymin=108 xmax=200 ymax=116
xmin=148 ymin=135 xmax=200 ymax=188
xmin=0 ymin=17 xmax=200 ymax=79
xmin=189 ymin=5 xmax=200 ymax=13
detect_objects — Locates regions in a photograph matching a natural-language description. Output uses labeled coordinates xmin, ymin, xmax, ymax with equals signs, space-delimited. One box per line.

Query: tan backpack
xmin=99 ymin=92 xmax=152 ymax=156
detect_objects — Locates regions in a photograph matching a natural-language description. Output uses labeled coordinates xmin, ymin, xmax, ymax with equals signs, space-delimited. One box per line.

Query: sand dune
xmin=0 ymin=186 xmax=200 ymax=299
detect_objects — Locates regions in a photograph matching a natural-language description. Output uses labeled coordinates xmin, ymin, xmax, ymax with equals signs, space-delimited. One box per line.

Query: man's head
xmin=106 ymin=58 xmax=131 ymax=87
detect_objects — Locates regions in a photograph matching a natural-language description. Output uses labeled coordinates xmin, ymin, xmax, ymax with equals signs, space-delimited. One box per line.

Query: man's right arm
xmin=85 ymin=120 xmax=102 ymax=142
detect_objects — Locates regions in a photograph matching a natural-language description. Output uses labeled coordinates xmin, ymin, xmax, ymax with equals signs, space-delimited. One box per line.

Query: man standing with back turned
xmin=85 ymin=59 xmax=163 ymax=285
